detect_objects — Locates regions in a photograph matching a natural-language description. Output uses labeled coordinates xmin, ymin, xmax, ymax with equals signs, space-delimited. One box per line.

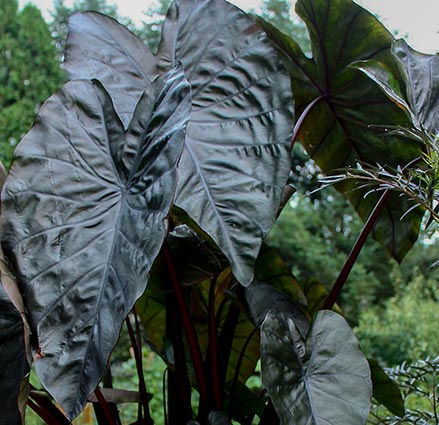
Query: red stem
xmin=323 ymin=190 xmax=390 ymax=310
xmin=208 ymin=277 xmax=222 ymax=410
xmin=125 ymin=314 xmax=152 ymax=424
xmin=133 ymin=306 xmax=153 ymax=424
xmin=291 ymin=95 xmax=325 ymax=150
xmin=162 ymin=241 xmax=209 ymax=413
xmin=29 ymin=386 xmax=70 ymax=424
xmin=323 ymin=157 xmax=422 ymax=310
xmin=277 ymin=95 xmax=326 ymax=215
xmin=228 ymin=326 xmax=259 ymax=418
xmin=28 ymin=398 xmax=61 ymax=425
xmin=94 ymin=387 xmax=117 ymax=425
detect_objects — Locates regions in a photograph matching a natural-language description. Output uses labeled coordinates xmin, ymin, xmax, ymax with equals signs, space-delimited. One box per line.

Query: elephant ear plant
xmin=1 ymin=0 xmax=424 ymax=424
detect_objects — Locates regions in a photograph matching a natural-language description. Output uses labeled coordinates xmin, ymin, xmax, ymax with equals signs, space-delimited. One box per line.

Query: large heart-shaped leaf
xmin=63 ymin=0 xmax=294 ymax=285
xmin=0 ymin=250 xmax=30 ymax=425
xmin=1 ymin=66 xmax=191 ymax=419
xmin=261 ymin=310 xmax=371 ymax=425
xmin=158 ymin=0 xmax=293 ymax=285
xmin=258 ymin=0 xmax=424 ymax=261
xmin=63 ymin=12 xmax=158 ymax=129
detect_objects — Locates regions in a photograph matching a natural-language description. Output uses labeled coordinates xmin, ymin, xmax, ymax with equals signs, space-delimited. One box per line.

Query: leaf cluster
xmin=0 ymin=0 xmax=64 ymax=165
xmin=2 ymin=0 xmax=438 ymax=423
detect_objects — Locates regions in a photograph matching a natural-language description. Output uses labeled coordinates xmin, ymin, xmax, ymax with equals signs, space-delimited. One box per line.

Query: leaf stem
xmin=208 ymin=277 xmax=222 ymax=411
xmin=94 ymin=387 xmax=117 ymax=425
xmin=217 ymin=287 xmax=242 ymax=390
xmin=323 ymin=157 xmax=422 ymax=309
xmin=125 ymin=313 xmax=153 ymax=424
xmin=165 ymin=294 xmax=193 ymax=423
xmin=28 ymin=386 xmax=70 ymax=424
xmin=162 ymin=241 xmax=209 ymax=414
xmin=291 ymin=95 xmax=325 ymax=150
xmin=28 ymin=398 xmax=62 ymax=425
xmin=228 ymin=326 xmax=259 ymax=418
xmin=278 ymin=95 xmax=326 ymax=215
xmin=323 ymin=190 xmax=391 ymax=310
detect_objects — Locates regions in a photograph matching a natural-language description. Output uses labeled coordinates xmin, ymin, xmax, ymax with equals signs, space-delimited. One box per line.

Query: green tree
xmin=259 ymin=0 xmax=311 ymax=54
xmin=0 ymin=0 xmax=64 ymax=165
xmin=50 ymin=0 xmax=131 ymax=54
xmin=138 ymin=0 xmax=172 ymax=52
xmin=355 ymin=270 xmax=439 ymax=366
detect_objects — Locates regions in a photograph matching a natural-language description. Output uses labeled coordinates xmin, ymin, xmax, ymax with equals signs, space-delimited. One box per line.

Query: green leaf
xmin=254 ymin=244 xmax=308 ymax=308
xmin=1 ymin=66 xmax=191 ymax=419
xmin=392 ymin=39 xmax=439 ymax=133
xmin=368 ymin=358 xmax=405 ymax=417
xmin=258 ymin=0 xmax=424 ymax=262
xmin=0 ymin=252 xmax=30 ymax=425
xmin=261 ymin=310 xmax=371 ymax=425
xmin=63 ymin=1 xmax=294 ymax=286
xmin=302 ymin=278 xmax=342 ymax=315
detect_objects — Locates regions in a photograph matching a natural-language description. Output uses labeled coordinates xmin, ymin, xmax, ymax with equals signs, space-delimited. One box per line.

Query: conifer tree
xmin=0 ymin=0 xmax=63 ymax=165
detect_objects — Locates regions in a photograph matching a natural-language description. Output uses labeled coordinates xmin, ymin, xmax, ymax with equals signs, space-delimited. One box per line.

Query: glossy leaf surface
xmin=353 ymin=44 xmax=439 ymax=132
xmin=63 ymin=1 xmax=294 ymax=285
xmin=159 ymin=0 xmax=293 ymax=285
xmin=351 ymin=60 xmax=415 ymax=124
xmin=244 ymin=281 xmax=309 ymax=337
xmin=63 ymin=12 xmax=158 ymax=129
xmin=258 ymin=0 xmax=424 ymax=261
xmin=1 ymin=67 xmax=190 ymax=419
xmin=261 ymin=310 xmax=371 ymax=425
xmin=392 ymin=40 xmax=439 ymax=133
